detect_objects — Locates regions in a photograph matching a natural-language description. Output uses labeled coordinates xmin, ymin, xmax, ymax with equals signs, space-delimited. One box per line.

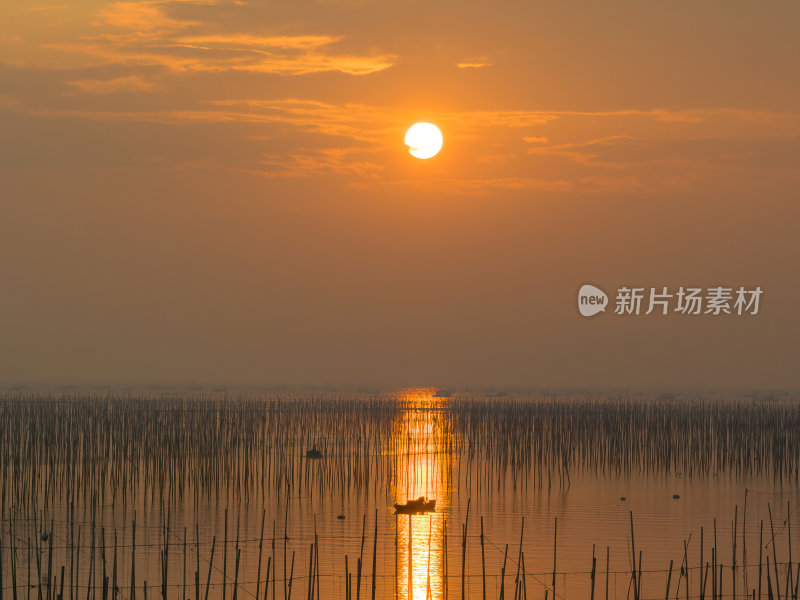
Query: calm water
xmin=1 ymin=389 xmax=798 ymax=600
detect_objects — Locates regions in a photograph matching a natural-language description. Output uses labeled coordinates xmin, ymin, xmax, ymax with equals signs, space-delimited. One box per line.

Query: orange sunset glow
xmin=1 ymin=1 xmax=798 ymax=390
xmin=2 ymin=5 xmax=800 ymax=600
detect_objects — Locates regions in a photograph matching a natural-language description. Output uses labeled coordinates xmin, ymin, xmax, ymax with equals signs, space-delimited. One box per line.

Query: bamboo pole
xmin=307 ymin=543 xmax=314 ymax=600
xmin=287 ymin=551 xmax=295 ymax=600
xmin=10 ymin=519 xmax=17 ymax=600
xmin=357 ymin=515 xmax=365 ymax=600
xmin=257 ymin=510 xmax=265 ymax=600
xmin=630 ymin=513 xmax=638 ymax=600
xmin=700 ymin=527 xmax=704 ymax=600
xmin=675 ymin=537 xmax=688 ymax=600
xmin=264 ymin=556 xmax=271 ymax=600
xmin=48 ymin=519 xmax=55 ymax=600
xmin=371 ymin=510 xmax=377 ymax=600
xmin=113 ymin=531 xmax=117 ymax=600
xmin=195 ymin=525 xmax=200 ymax=600
xmin=284 ymin=509 xmax=288 ymax=600
xmin=733 ymin=506 xmax=738 ymax=600
xmin=665 ymin=560 xmax=673 ymax=600
xmin=514 ymin=518 xmax=524 ymax=600
xmin=272 ymin=521 xmax=276 ymax=600
xmin=499 ymin=544 xmax=508 ymax=600
xmin=769 ymin=505 xmax=781 ymax=599
xmin=480 ymin=517 xmax=486 ymax=600
xmin=232 ymin=548 xmax=240 ymax=600
xmin=130 ymin=518 xmax=136 ymax=600
xmin=183 ymin=526 xmax=187 ymax=600
xmin=223 ymin=509 xmax=228 ymax=600
xmin=760 ymin=521 xmax=764 ymax=600
xmin=443 ymin=518 xmax=447 ymax=600
xmin=461 ymin=499 xmax=470 ymax=600
xmin=552 ymin=519 xmax=557 ymax=600
xmin=204 ymin=537 xmax=216 ymax=600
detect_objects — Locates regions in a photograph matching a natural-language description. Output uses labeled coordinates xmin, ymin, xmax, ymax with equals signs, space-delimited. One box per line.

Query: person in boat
xmin=395 ymin=496 xmax=436 ymax=513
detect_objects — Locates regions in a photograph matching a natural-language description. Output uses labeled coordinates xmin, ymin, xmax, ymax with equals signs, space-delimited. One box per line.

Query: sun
xmin=405 ymin=122 xmax=443 ymax=159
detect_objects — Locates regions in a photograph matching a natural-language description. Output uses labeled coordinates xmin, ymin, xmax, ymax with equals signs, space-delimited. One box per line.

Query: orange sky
xmin=1 ymin=1 xmax=798 ymax=390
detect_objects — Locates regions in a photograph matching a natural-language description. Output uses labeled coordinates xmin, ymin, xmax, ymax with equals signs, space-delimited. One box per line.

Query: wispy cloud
xmin=67 ymin=74 xmax=156 ymax=94
xmin=97 ymin=1 xmax=193 ymax=32
xmin=175 ymin=34 xmax=342 ymax=50
xmin=357 ymin=176 xmax=574 ymax=193
xmin=457 ymin=57 xmax=492 ymax=69
xmin=3 ymin=74 xmax=798 ymax=190
xmin=527 ymin=135 xmax=637 ymax=167
xmin=32 ymin=1 xmax=398 ymax=75
xmin=258 ymin=148 xmax=383 ymax=178
xmin=47 ymin=40 xmax=395 ymax=75
xmin=578 ymin=174 xmax=644 ymax=193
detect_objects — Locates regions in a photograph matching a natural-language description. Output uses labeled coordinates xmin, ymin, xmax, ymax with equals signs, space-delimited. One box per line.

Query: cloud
xmin=25 ymin=1 xmax=397 ymax=76
xmin=97 ymin=1 xmax=193 ymax=32
xmin=67 ymin=75 xmax=156 ymax=94
xmin=377 ymin=176 xmax=574 ymax=193
xmin=457 ymin=58 xmax=492 ymax=69
xmin=175 ymin=34 xmax=342 ymax=50
xmin=208 ymin=99 xmax=386 ymax=142
xmin=49 ymin=32 xmax=395 ymax=75
xmin=579 ymin=174 xmax=644 ymax=193
xmin=3 ymin=66 xmax=798 ymax=191
xmin=257 ymin=148 xmax=383 ymax=178
xmin=527 ymin=135 xmax=637 ymax=167
xmin=47 ymin=41 xmax=395 ymax=75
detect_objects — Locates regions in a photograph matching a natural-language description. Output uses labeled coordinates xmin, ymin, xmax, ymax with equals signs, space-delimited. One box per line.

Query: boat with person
xmin=394 ymin=496 xmax=436 ymax=514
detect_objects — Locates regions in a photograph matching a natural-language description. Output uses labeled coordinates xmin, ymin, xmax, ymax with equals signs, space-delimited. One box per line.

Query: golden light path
xmin=392 ymin=388 xmax=451 ymax=600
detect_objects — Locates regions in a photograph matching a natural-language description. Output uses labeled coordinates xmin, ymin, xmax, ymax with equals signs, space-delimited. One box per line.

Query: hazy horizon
xmin=1 ymin=383 xmax=796 ymax=398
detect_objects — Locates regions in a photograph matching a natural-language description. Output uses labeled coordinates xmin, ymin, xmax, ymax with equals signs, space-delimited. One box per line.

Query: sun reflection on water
xmin=392 ymin=388 xmax=451 ymax=600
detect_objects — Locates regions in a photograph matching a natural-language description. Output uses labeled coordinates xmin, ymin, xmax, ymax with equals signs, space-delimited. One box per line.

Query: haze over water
xmin=1 ymin=388 xmax=798 ymax=600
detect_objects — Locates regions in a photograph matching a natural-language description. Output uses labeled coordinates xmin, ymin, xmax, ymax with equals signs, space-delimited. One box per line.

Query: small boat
xmin=306 ymin=445 xmax=323 ymax=459
xmin=394 ymin=496 xmax=436 ymax=514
